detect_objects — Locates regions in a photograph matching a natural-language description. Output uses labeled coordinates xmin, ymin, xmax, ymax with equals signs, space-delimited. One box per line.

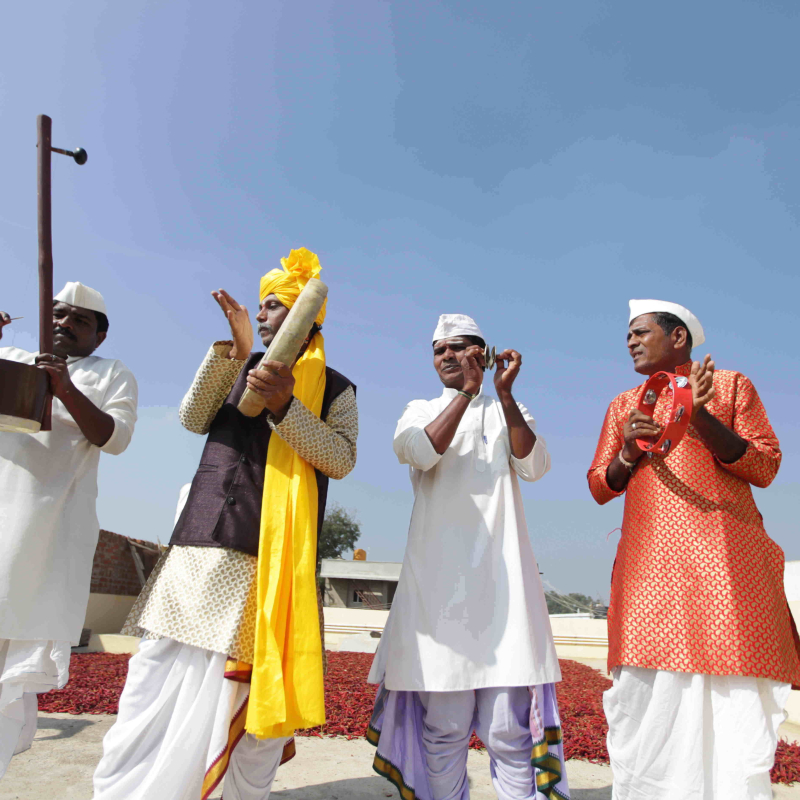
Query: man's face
xmin=52 ymin=302 xmax=105 ymax=358
xmin=433 ymin=336 xmax=481 ymax=389
xmin=627 ymin=313 xmax=685 ymax=376
xmin=255 ymin=293 xmax=291 ymax=348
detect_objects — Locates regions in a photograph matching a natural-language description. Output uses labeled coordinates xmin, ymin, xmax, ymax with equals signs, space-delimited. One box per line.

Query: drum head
xmin=0 ymin=413 xmax=42 ymax=433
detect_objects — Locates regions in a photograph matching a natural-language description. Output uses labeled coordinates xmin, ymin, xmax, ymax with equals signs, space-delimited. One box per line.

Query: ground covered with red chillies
xmin=38 ymin=653 xmax=130 ymax=715
xmin=38 ymin=652 xmax=800 ymax=784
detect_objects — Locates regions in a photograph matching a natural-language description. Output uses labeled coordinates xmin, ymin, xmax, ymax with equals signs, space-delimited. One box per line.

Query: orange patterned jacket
xmin=588 ymin=361 xmax=800 ymax=684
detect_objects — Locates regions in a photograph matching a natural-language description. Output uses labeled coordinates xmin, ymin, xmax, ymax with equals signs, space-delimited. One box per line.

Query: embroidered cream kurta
xmin=369 ymin=386 xmax=560 ymax=692
xmin=124 ymin=342 xmax=358 ymax=663
xmin=0 ymin=346 xmax=138 ymax=644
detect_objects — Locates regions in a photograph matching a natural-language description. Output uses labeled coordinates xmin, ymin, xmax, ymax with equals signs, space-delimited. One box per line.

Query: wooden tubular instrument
xmin=237 ymin=279 xmax=329 ymax=417
xmin=0 ymin=115 xmax=87 ymax=433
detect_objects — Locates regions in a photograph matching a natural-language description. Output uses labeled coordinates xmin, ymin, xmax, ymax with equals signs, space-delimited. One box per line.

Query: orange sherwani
xmin=588 ymin=362 xmax=800 ymax=684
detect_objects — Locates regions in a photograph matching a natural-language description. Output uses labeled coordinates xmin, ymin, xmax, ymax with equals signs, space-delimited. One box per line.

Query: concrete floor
xmin=1 ymin=712 xmax=799 ymax=799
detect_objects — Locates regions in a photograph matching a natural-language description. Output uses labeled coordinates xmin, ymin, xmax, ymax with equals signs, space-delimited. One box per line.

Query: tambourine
xmin=635 ymin=371 xmax=693 ymax=456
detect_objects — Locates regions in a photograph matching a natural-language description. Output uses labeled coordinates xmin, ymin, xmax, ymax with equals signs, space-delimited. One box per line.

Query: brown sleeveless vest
xmin=170 ymin=353 xmax=354 ymax=556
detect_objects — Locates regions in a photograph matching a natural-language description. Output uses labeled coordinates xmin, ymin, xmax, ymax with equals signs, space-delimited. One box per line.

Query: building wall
xmin=323 ymin=577 xmax=394 ymax=608
xmin=323 ymin=578 xmax=348 ymax=608
xmin=89 ymin=530 xmax=161 ymax=596
xmin=83 ymin=593 xmax=137 ymax=635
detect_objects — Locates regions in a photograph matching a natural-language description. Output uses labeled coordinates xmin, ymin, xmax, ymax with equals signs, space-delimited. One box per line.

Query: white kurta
xmin=0 ymin=346 xmax=138 ymax=644
xmin=369 ymin=386 xmax=560 ymax=692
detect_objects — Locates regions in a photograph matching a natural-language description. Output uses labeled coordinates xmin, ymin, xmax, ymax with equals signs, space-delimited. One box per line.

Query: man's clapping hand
xmin=212 ymin=289 xmax=254 ymax=361
xmin=689 ymin=355 xmax=715 ymax=420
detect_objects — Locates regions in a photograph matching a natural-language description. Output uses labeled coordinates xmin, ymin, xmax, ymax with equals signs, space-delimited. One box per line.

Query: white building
xmin=319 ymin=558 xmax=402 ymax=609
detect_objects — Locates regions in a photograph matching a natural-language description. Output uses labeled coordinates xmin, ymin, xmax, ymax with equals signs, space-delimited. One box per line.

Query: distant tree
xmin=317 ymin=504 xmax=361 ymax=565
xmin=545 ymin=591 xmax=599 ymax=616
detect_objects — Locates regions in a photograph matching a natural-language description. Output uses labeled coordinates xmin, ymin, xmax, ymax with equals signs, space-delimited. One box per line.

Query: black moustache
xmin=53 ymin=326 xmax=76 ymax=341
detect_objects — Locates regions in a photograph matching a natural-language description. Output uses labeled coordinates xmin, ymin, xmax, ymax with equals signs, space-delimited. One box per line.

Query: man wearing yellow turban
xmin=94 ymin=249 xmax=359 ymax=800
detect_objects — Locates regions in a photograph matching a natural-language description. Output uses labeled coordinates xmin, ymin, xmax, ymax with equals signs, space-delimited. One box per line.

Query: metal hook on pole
xmin=50 ymin=146 xmax=87 ymax=165
xmin=36 ymin=144 xmax=88 ymax=165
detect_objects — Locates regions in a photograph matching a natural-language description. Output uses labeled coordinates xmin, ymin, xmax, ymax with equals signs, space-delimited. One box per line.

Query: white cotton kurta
xmin=369 ymin=386 xmax=560 ymax=692
xmin=0 ymin=346 xmax=138 ymax=644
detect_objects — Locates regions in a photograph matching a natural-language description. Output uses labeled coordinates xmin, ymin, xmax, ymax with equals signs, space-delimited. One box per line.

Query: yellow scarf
xmin=245 ymin=331 xmax=327 ymax=738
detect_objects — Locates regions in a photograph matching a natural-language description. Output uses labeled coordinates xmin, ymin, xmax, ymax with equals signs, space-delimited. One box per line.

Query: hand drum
xmin=635 ymin=371 xmax=693 ymax=456
xmin=0 ymin=360 xmax=50 ymax=433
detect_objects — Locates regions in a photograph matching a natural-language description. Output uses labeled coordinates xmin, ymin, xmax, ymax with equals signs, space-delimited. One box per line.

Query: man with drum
xmin=0 ymin=283 xmax=138 ymax=779
xmin=588 ymin=299 xmax=800 ymax=799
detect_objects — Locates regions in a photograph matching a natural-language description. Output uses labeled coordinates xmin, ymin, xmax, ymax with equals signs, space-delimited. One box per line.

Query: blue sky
xmin=2 ymin=0 xmax=798 ymax=598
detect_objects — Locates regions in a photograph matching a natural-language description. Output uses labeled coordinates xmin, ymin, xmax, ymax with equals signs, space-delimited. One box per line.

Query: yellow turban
xmin=259 ymin=247 xmax=327 ymax=327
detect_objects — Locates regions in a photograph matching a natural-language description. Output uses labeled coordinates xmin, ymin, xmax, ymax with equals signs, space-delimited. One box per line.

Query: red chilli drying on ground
xmin=38 ymin=651 xmax=800 ymax=784
xmin=38 ymin=653 xmax=130 ymax=715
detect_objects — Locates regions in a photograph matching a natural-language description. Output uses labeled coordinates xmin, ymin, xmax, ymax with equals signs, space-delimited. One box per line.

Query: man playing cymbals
xmin=368 ymin=313 xmax=568 ymax=800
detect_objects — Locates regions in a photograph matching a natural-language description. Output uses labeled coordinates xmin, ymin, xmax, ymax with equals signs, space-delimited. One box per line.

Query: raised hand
xmin=458 ymin=345 xmax=485 ymax=395
xmin=494 ymin=349 xmax=522 ymax=396
xmin=212 ymin=289 xmax=253 ymax=361
xmin=0 ymin=311 xmax=10 ymax=341
xmin=689 ymin=355 xmax=716 ymax=420
xmin=246 ymin=360 xmax=295 ymax=418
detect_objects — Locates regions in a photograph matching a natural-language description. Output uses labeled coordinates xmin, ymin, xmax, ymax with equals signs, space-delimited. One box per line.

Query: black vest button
xmin=240 ymin=455 xmax=247 ymax=463
xmin=226 ymin=496 xmax=236 ymax=505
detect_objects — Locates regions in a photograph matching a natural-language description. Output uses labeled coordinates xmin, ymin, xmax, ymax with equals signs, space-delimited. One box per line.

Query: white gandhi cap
xmin=432 ymin=314 xmax=484 ymax=343
xmin=54 ymin=282 xmax=108 ymax=316
xmin=628 ymin=299 xmax=704 ymax=348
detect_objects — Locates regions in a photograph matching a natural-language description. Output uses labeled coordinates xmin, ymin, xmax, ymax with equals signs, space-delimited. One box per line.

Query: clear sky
xmin=2 ymin=0 xmax=798 ymax=599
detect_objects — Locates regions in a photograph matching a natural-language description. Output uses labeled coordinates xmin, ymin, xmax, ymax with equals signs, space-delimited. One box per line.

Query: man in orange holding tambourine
xmin=588 ymin=299 xmax=800 ymax=800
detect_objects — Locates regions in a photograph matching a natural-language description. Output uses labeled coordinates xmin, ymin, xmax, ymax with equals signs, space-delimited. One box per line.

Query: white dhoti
xmin=0 ymin=639 xmax=69 ymax=779
xmin=93 ymin=638 xmax=290 ymax=800
xmin=603 ymin=666 xmax=791 ymax=800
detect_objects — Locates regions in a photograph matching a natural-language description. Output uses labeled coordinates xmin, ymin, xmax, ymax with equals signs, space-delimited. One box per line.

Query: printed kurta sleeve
xmin=269 ymin=385 xmax=358 ymax=479
xmin=99 ymin=363 xmax=138 ymax=455
xmin=713 ymin=374 xmax=781 ymax=488
xmin=587 ymin=397 xmax=627 ymax=505
xmin=509 ymin=402 xmax=551 ymax=482
xmin=393 ymin=400 xmax=442 ymax=472
xmin=179 ymin=341 xmax=247 ymax=434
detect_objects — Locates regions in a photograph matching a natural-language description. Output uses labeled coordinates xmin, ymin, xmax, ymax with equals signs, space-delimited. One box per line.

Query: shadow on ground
xmin=570 ymin=787 xmax=613 ymax=799
xmin=35 ymin=717 xmax=96 ymax=741
xmin=262 ymin=776 xmax=613 ymax=800
xmin=269 ymin=776 xmax=390 ymax=799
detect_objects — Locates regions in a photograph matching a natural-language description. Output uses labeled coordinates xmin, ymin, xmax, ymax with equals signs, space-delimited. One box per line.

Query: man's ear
xmin=94 ymin=331 xmax=107 ymax=349
xmin=672 ymin=326 xmax=689 ymax=350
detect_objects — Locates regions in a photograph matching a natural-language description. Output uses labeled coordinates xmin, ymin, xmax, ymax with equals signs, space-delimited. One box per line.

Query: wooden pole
xmin=37 ymin=114 xmax=53 ymax=357
xmin=37 ymin=115 xmax=53 ymax=430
